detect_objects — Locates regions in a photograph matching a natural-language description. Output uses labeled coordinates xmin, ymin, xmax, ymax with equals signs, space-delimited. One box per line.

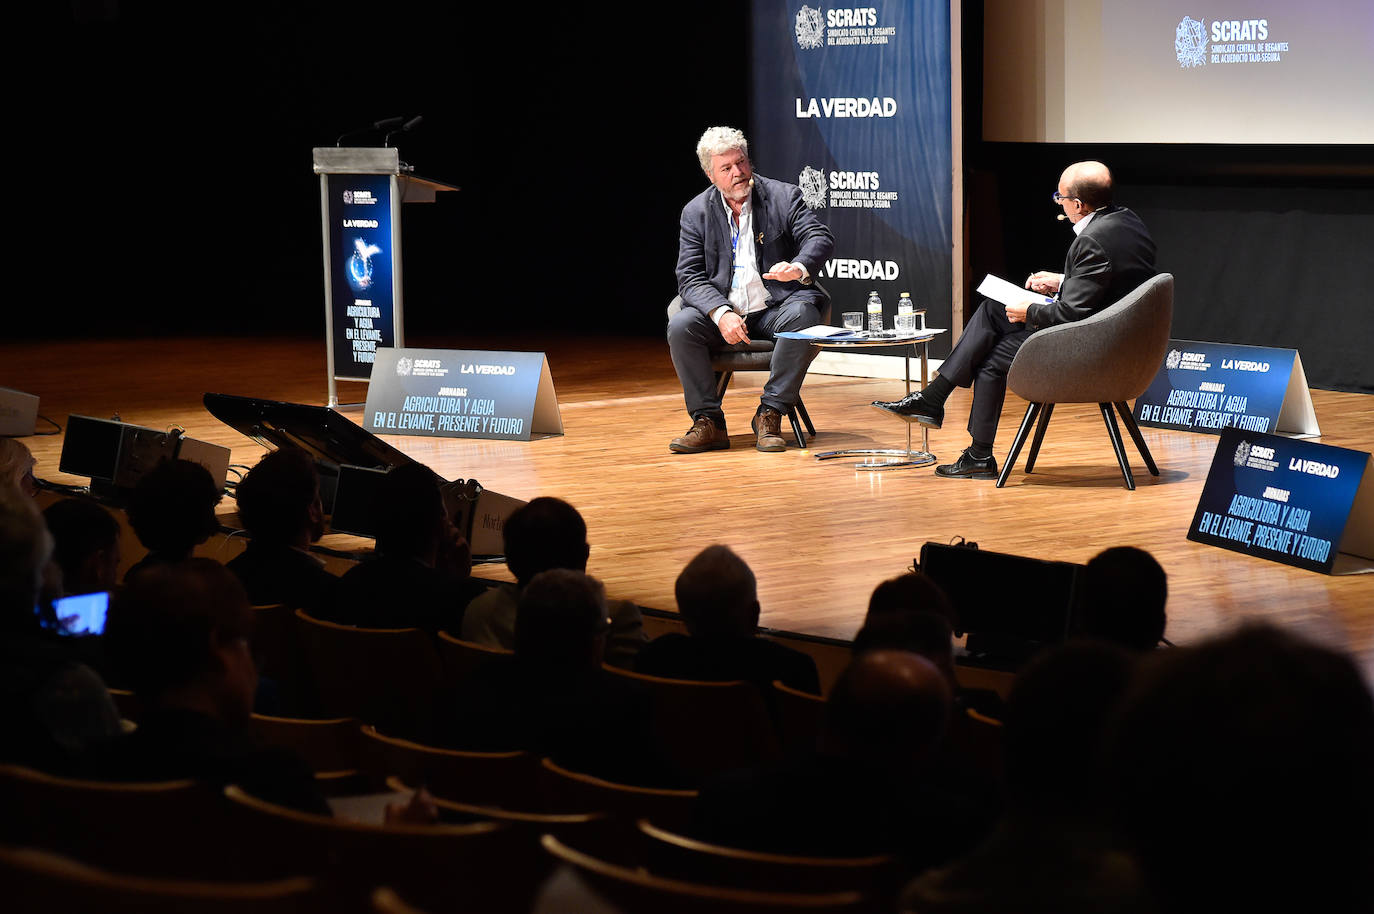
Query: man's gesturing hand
xmin=762 ymin=261 xmax=805 ymax=283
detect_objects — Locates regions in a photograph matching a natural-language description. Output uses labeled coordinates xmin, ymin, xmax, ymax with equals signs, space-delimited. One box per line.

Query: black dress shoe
xmin=934 ymin=448 xmax=999 ymax=479
xmin=871 ymin=391 xmax=944 ymax=428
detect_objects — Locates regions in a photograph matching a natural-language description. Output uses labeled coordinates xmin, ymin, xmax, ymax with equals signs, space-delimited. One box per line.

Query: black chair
xmin=666 ymin=295 xmax=830 ymax=448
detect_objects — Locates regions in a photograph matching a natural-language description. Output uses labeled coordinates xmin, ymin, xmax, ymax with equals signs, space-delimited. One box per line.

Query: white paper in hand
xmin=977 ymin=274 xmax=1054 ymax=308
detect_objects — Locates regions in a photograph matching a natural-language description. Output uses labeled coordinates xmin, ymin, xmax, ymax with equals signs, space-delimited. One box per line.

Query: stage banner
xmin=750 ymin=0 xmax=953 ymax=356
xmin=1188 ymin=428 xmax=1374 ymax=575
xmin=326 ymin=173 xmax=399 ymax=381
xmin=1133 ymin=340 xmax=1320 ymax=438
xmin=363 ymin=347 xmax=564 ymax=442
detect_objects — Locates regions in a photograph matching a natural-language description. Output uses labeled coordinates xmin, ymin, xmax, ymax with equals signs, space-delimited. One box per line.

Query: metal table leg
xmin=814 ymin=339 xmax=937 ymax=470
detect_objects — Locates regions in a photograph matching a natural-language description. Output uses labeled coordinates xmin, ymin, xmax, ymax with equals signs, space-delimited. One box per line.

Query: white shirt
xmin=1072 ymin=210 xmax=1096 ymax=235
xmin=713 ymin=195 xmax=770 ymax=323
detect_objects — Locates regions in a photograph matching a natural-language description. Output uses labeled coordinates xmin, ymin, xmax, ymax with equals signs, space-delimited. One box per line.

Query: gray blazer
xmin=675 ymin=174 xmax=834 ymax=319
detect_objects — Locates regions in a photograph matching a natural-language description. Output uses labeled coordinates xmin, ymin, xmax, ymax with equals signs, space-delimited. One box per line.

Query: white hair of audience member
xmin=0 ymin=487 xmax=53 ymax=618
xmin=695 ymin=126 xmax=750 ymax=175
xmin=0 ymin=438 xmax=37 ymax=497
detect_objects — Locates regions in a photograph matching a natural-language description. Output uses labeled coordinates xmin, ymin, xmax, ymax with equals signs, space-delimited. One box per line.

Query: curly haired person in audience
xmin=225 ymin=446 xmax=337 ymax=615
xmin=123 ymin=458 xmax=222 ymax=581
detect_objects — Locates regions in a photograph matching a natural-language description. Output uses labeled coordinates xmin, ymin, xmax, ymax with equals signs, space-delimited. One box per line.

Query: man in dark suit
xmin=668 ymin=126 xmax=834 ymax=453
xmin=874 ymin=161 xmax=1157 ymax=478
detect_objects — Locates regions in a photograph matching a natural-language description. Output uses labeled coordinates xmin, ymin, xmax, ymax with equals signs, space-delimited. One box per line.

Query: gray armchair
xmin=666 ymin=296 xmax=830 ymax=448
xmin=997 ymin=273 xmax=1175 ymax=489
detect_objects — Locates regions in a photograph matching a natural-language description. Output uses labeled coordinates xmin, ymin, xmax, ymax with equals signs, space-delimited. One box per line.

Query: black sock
xmin=968 ymin=439 xmax=993 ymax=459
xmin=922 ymin=375 xmax=953 ymax=406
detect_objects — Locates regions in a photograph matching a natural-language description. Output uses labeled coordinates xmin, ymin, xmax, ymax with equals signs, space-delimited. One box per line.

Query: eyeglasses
xmin=1052 ymin=191 xmax=1080 ymax=204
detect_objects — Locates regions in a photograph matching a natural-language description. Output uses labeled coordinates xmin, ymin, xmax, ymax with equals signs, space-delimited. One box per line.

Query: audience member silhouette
xmin=446 ymin=568 xmax=663 ymax=786
xmin=0 ymin=437 xmax=37 ymax=496
xmin=900 ymin=638 xmax=1150 ymax=914
xmin=0 ymin=490 xmax=120 ymax=770
xmin=853 ymin=608 xmax=1008 ymax=786
xmin=865 ymin=570 xmax=958 ymax=628
xmin=123 ymin=458 xmax=221 ymax=581
xmin=42 ymin=497 xmax=122 ymax=597
xmin=329 ymin=462 xmax=479 ymax=633
xmin=461 ymin=496 xmax=646 ymax=667
xmin=855 ymin=572 xmax=1005 ymax=719
xmin=225 ymin=446 xmax=337 ymax=615
xmin=1073 ymin=546 xmax=1167 ymax=651
xmin=854 ymin=610 xmax=959 ymax=681
xmin=635 ymin=544 xmax=820 ymax=694
xmin=692 ymin=649 xmax=995 ymax=874
xmin=1101 ymin=624 xmax=1374 ymax=914
xmin=83 ymin=558 xmax=330 ymax=814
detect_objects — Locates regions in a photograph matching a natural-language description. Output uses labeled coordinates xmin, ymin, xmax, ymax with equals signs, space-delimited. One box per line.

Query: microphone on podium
xmin=336 ymin=117 xmax=406 ymax=146
xmin=384 ymin=115 xmax=424 ymax=148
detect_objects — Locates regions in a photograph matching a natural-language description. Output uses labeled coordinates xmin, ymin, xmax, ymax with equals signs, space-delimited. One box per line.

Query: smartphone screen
xmin=54 ymin=591 xmax=110 ymax=636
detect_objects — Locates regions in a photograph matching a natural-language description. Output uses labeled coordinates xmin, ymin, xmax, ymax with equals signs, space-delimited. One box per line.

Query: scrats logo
xmin=1175 ymin=17 xmax=1208 ymax=68
xmin=798 ymin=166 xmax=828 ymax=210
xmin=795 ymin=5 xmax=824 ymax=49
xmin=795 ymin=5 xmax=881 ymax=50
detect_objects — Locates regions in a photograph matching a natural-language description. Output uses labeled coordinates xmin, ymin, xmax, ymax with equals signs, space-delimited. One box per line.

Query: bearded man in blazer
xmin=874 ymin=161 xmax=1158 ymax=478
xmin=667 ymin=126 xmax=834 ymax=454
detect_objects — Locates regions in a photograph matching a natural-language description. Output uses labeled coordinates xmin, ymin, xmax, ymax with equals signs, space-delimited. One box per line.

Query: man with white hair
xmin=668 ymin=126 xmax=834 ymax=453
xmin=873 ymin=161 xmax=1157 ymax=478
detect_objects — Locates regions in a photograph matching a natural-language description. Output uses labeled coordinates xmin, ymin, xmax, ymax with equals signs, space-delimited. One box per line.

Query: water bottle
xmin=866 ymin=291 xmax=883 ymax=333
xmin=896 ymin=292 xmax=915 ymax=333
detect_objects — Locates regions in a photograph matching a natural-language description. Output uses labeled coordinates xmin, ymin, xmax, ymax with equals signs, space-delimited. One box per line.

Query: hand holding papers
xmin=977 ymin=274 xmax=1055 ymax=324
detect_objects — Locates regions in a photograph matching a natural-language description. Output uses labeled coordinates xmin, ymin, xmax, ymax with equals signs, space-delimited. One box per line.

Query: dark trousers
xmin=938 ymin=298 xmax=1032 ymax=445
xmin=667 ymin=299 xmax=822 ymax=423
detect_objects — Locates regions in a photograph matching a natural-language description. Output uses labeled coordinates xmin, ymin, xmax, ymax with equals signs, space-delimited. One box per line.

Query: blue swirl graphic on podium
xmin=347 ymin=238 xmax=383 ymax=292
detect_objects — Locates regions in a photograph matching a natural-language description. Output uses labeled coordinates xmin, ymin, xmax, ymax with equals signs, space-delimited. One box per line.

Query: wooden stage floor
xmin=7 ymin=334 xmax=1372 ymax=682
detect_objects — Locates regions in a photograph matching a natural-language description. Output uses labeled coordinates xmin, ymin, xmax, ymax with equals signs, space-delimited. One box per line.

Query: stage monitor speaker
xmin=328 ymin=464 xmax=388 ymax=538
xmin=0 ymin=387 xmax=38 ymax=437
xmin=59 ymin=415 xmax=178 ymax=490
xmin=918 ymin=541 xmax=1083 ymax=669
xmin=175 ymin=436 xmax=231 ymax=492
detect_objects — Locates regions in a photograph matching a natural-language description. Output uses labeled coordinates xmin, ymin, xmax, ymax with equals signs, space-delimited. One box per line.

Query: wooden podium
xmin=312 ymin=147 xmax=458 ymax=406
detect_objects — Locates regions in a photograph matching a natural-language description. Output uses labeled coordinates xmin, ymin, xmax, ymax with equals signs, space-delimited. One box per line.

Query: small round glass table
xmin=779 ymin=329 xmax=947 ymax=470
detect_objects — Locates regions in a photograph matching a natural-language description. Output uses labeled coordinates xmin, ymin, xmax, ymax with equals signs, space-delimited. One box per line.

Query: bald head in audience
xmin=821 ymin=649 xmax=953 ymax=767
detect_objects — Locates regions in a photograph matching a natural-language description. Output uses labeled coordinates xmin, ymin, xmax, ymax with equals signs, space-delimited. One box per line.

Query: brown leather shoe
xmin=751 ymin=407 xmax=786 ymax=452
xmin=670 ymin=416 xmax=730 ymax=453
